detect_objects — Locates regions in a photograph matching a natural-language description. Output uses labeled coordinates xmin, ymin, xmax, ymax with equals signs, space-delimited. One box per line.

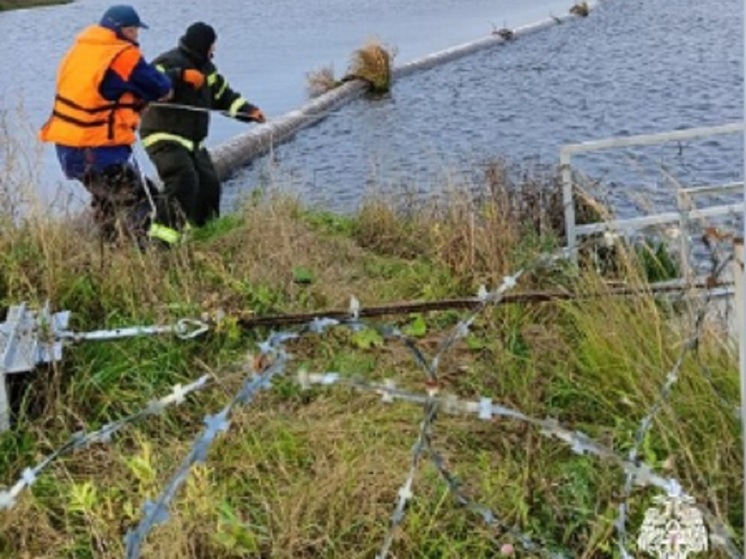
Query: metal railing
xmin=560 ymin=122 xmax=745 ymax=266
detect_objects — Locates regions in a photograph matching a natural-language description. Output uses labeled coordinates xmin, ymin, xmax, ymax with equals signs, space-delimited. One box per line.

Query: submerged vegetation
xmin=0 ymin=148 xmax=741 ymax=558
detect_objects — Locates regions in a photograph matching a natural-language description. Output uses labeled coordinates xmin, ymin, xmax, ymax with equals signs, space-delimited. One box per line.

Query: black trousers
xmin=83 ymin=163 xmax=155 ymax=243
xmin=145 ymin=142 xmax=220 ymax=228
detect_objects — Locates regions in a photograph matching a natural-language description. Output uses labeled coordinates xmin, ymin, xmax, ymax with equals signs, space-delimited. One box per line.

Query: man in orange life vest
xmin=39 ymin=5 xmax=179 ymax=244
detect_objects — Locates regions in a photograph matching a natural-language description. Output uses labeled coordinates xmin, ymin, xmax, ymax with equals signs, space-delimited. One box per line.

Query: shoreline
xmin=0 ymin=0 xmax=71 ymax=11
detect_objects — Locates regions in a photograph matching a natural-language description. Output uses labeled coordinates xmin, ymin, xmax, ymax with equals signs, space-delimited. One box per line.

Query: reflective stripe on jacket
xmin=139 ymin=43 xmax=252 ymax=146
xmin=141 ymin=132 xmax=203 ymax=152
xmin=39 ymin=26 xmax=142 ymax=147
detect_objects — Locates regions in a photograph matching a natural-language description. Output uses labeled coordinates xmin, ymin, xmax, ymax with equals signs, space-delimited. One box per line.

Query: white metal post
xmin=736 ymin=239 xmax=745 ymax=548
xmin=0 ymin=374 xmax=8 ymax=432
xmin=560 ymin=149 xmax=576 ymax=264
xmin=675 ymin=191 xmax=692 ymax=282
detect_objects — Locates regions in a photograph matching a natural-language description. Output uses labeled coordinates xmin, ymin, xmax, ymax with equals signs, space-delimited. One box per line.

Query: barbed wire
xmin=376 ymin=398 xmax=438 ymax=559
xmin=300 ymin=370 xmax=571 ymax=558
xmin=614 ymin=237 xmax=736 ymax=557
xmin=124 ymin=336 xmax=293 ymax=558
xmin=1 ymin=246 xmax=742 ymax=558
xmin=122 ymin=250 xmax=560 ymax=557
xmin=292 ymin=371 xmax=698 ymax=490
xmin=0 ymin=374 xmax=211 ymax=510
xmin=376 ymin=253 xmax=570 ymax=558
xmin=298 ymin=368 xmax=741 ymax=557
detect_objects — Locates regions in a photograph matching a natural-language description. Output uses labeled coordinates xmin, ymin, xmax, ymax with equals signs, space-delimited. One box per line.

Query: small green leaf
xmin=466 ymin=334 xmax=487 ymax=350
xmin=68 ymin=481 xmax=97 ymax=513
xmin=292 ymin=266 xmax=314 ymax=285
xmin=403 ymin=314 xmax=427 ymax=337
xmin=351 ymin=328 xmax=384 ymax=349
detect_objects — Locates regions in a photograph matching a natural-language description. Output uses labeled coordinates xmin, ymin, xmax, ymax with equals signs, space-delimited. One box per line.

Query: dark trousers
xmin=146 ymin=142 xmax=221 ymax=228
xmin=83 ymin=163 xmax=156 ymax=243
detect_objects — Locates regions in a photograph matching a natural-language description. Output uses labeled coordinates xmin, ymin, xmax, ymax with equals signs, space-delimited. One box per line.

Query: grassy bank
xmin=0 ymin=0 xmax=71 ymax=11
xmin=0 ymin=164 xmax=741 ymax=558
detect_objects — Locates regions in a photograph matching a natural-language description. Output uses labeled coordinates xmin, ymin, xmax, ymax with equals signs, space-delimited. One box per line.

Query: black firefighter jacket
xmin=139 ymin=41 xmax=258 ymax=150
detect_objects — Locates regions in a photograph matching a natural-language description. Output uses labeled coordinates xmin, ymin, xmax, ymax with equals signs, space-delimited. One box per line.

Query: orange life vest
xmin=39 ymin=26 xmax=143 ymax=147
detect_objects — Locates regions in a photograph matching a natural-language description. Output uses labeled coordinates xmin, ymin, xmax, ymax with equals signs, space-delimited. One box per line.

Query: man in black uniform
xmin=139 ymin=22 xmax=265 ymax=232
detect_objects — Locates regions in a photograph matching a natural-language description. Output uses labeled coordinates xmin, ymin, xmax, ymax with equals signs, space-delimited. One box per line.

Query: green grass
xmin=0 ymin=177 xmax=741 ymax=558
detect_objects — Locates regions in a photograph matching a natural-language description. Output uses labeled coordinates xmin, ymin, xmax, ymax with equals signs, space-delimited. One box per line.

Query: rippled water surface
xmin=0 ymin=0 xmax=742 ymax=219
xmin=0 ymin=0 xmax=574 ymax=207
xmin=228 ymin=0 xmax=744 ymax=219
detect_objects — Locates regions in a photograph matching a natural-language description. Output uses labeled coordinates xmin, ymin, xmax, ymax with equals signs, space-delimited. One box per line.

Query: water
xmin=226 ymin=0 xmax=744 ymax=221
xmin=0 ymin=0 xmax=575 ymax=208
xmin=0 ymin=0 xmax=742 ymax=221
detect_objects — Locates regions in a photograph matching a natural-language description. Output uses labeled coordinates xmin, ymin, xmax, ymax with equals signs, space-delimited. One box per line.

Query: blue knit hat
xmin=100 ymin=5 xmax=149 ymax=30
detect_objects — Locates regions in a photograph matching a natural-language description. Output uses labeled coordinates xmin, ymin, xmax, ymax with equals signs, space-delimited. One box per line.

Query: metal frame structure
xmin=0 ymin=304 xmax=67 ymax=431
xmin=561 ymin=117 xmax=746 ymax=541
xmin=0 ymin=304 xmax=208 ymax=432
xmin=560 ymin=122 xmax=745 ymax=266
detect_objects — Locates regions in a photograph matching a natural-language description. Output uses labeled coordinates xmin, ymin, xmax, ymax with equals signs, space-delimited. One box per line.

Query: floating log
xmin=209 ymin=1 xmax=599 ymax=181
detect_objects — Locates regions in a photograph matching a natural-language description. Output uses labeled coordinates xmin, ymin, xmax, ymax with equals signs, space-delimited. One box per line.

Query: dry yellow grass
xmin=346 ymin=39 xmax=394 ymax=93
xmin=0 ymin=129 xmax=740 ymax=558
xmin=305 ymin=65 xmax=340 ymax=99
xmin=570 ymin=1 xmax=591 ymax=17
xmin=304 ymin=39 xmax=395 ymax=98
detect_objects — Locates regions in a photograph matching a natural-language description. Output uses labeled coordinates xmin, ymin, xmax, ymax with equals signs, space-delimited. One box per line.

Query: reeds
xmin=305 ymin=64 xmax=341 ymax=99
xmin=305 ymin=39 xmax=395 ymax=98
xmin=345 ymin=39 xmax=394 ymax=94
xmin=570 ymin=1 xmax=591 ymax=17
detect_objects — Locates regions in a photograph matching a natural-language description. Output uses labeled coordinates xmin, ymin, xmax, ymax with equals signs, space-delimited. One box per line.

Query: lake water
xmin=0 ymin=0 xmax=742 ymax=222
xmin=226 ymin=0 xmax=744 ymax=222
